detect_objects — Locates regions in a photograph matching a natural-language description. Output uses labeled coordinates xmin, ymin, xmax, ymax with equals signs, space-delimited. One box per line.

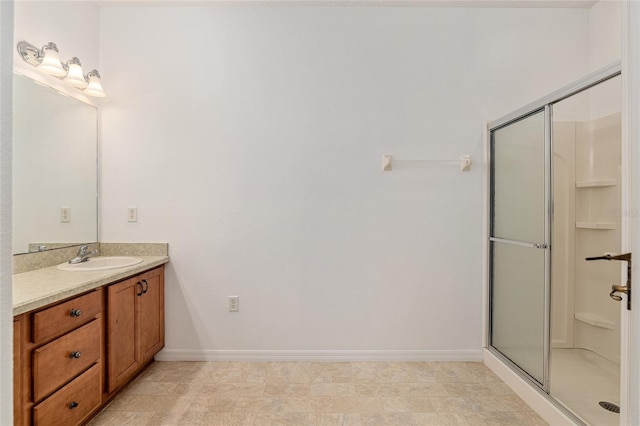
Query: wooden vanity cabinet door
xmin=138 ymin=268 xmax=164 ymax=363
xmin=107 ymin=276 xmax=139 ymax=392
xmin=107 ymin=265 xmax=165 ymax=394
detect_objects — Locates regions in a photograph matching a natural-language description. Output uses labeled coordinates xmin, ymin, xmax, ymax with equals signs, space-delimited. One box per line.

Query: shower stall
xmin=487 ymin=63 xmax=626 ymax=425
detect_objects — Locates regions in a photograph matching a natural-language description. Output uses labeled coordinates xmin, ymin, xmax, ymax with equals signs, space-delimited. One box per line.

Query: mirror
xmin=13 ymin=74 xmax=98 ymax=255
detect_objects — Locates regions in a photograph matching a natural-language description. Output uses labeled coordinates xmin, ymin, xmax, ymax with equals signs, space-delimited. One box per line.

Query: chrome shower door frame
xmin=486 ymin=61 xmax=623 ymax=424
xmin=488 ymin=106 xmax=551 ymax=391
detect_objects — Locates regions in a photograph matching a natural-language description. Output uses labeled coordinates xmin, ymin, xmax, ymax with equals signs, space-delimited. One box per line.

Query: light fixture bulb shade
xmin=37 ymin=45 xmax=66 ymax=77
xmin=84 ymin=70 xmax=106 ymax=97
xmin=63 ymin=59 xmax=88 ymax=88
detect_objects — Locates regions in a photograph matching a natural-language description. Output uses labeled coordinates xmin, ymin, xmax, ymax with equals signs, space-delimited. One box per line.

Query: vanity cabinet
xmin=14 ymin=289 xmax=104 ymax=426
xmin=107 ymin=267 xmax=164 ymax=392
xmin=14 ymin=264 xmax=165 ymax=425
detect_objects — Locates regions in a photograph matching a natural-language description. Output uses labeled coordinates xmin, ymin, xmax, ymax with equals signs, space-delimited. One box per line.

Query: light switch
xmin=60 ymin=207 xmax=71 ymax=223
xmin=128 ymin=206 xmax=138 ymax=223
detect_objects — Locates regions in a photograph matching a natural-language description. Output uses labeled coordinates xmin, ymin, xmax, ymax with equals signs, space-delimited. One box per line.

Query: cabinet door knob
xmin=69 ymin=401 xmax=79 ymax=409
xmin=141 ymin=279 xmax=149 ymax=294
xmin=70 ymin=309 xmax=82 ymax=317
xmin=136 ymin=281 xmax=144 ymax=296
xmin=70 ymin=351 xmax=82 ymax=359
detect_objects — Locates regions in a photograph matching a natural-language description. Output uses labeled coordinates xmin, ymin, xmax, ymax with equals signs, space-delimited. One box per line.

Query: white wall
xmin=0 ymin=1 xmax=13 ymax=423
xmin=588 ymin=0 xmax=621 ymax=120
xmin=99 ymin=5 xmax=589 ymax=358
xmin=589 ymin=0 xmax=621 ymax=72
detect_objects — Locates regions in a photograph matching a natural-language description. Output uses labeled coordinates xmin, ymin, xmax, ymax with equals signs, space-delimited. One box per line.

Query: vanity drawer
xmin=32 ymin=290 xmax=101 ymax=344
xmin=33 ymin=363 xmax=102 ymax=426
xmin=33 ymin=319 xmax=101 ymax=402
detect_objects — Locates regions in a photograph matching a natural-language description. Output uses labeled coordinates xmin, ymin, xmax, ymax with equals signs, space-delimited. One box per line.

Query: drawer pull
xmin=136 ymin=281 xmax=144 ymax=296
xmin=141 ymin=279 xmax=149 ymax=294
xmin=69 ymin=351 xmax=82 ymax=359
xmin=69 ymin=401 xmax=79 ymax=409
xmin=70 ymin=309 xmax=83 ymax=317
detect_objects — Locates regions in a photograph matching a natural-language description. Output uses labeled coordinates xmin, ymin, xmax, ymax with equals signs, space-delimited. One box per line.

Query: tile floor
xmin=88 ymin=361 xmax=547 ymax=426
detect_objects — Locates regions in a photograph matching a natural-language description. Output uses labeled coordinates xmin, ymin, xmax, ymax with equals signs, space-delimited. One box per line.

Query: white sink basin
xmin=57 ymin=256 xmax=143 ymax=271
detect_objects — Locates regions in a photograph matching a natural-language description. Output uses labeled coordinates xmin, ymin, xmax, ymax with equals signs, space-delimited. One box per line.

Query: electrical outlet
xmin=128 ymin=206 xmax=138 ymax=223
xmin=60 ymin=207 xmax=71 ymax=223
xmin=228 ymin=296 xmax=239 ymax=312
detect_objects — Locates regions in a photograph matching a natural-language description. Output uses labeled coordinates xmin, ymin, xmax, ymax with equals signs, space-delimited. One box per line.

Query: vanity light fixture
xmin=36 ymin=42 xmax=67 ymax=77
xmin=17 ymin=41 xmax=106 ymax=97
xmin=63 ymin=57 xmax=89 ymax=89
xmin=83 ymin=70 xmax=106 ymax=97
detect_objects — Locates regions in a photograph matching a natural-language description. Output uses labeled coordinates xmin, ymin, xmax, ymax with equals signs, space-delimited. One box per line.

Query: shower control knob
xmin=610 ymin=284 xmax=628 ymax=302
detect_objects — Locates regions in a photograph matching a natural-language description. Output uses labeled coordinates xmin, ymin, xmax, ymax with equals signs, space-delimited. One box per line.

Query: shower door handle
xmin=585 ymin=252 xmax=632 ymax=310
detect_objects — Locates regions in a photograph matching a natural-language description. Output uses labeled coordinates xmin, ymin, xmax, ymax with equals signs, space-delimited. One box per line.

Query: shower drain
xmin=599 ymin=401 xmax=620 ymax=413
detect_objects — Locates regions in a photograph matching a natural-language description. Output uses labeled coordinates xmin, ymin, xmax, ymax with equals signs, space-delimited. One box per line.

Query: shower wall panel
xmin=551 ymin=122 xmax=576 ymax=349
xmin=574 ymin=112 xmax=622 ymax=364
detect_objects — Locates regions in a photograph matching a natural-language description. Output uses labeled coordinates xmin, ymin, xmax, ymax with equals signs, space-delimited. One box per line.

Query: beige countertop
xmin=13 ymin=256 xmax=169 ymax=316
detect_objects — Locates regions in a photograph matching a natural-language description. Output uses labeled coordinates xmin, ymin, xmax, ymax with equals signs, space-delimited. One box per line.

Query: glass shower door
xmin=550 ymin=75 xmax=622 ymax=425
xmin=490 ymin=109 xmax=549 ymax=386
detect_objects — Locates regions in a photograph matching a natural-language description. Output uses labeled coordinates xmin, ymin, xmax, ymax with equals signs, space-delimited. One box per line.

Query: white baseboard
xmin=155 ymin=349 xmax=483 ymax=362
xmin=483 ymin=349 xmax=577 ymax=426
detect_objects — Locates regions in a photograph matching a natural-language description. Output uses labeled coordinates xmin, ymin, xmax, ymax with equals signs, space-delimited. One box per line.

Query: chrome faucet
xmin=68 ymin=245 xmax=97 ymax=264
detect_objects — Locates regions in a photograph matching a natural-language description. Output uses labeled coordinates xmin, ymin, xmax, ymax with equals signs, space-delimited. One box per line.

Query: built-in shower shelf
xmin=575 ymin=222 xmax=616 ymax=230
xmin=575 ymin=179 xmax=617 ymax=188
xmin=575 ymin=312 xmax=616 ymax=329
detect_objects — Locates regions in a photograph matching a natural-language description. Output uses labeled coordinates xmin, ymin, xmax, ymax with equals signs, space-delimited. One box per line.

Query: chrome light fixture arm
xmin=17 ymin=41 xmax=56 ymax=67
